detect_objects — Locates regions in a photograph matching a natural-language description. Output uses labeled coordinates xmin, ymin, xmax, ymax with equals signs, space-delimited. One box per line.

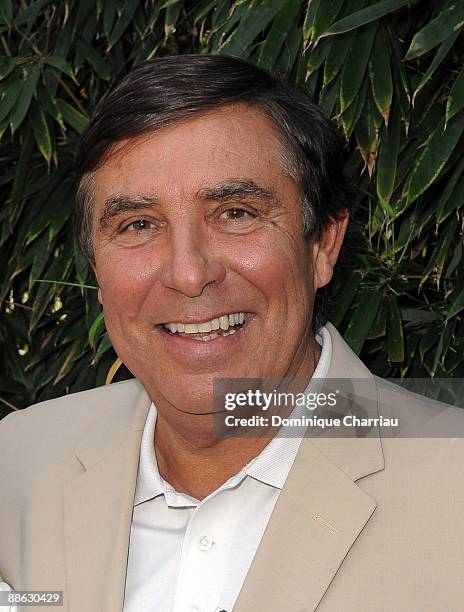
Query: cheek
xmin=223 ymin=231 xmax=312 ymax=309
xmin=95 ymin=249 xmax=159 ymax=318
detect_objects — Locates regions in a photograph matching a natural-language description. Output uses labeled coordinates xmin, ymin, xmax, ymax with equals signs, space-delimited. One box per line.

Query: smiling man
xmin=1 ymin=55 xmax=464 ymax=612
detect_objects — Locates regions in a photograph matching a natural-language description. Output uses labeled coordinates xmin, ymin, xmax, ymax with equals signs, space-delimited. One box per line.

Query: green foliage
xmin=1 ymin=0 xmax=463 ymax=413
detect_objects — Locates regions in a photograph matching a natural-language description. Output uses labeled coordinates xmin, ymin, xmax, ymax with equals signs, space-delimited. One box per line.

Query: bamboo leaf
xmin=446 ymin=240 xmax=462 ymax=277
xmin=343 ymin=289 xmax=383 ymax=354
xmin=56 ymin=98 xmax=89 ymax=134
xmin=0 ymin=56 xmax=15 ymax=80
xmin=54 ymin=338 xmax=87 ymax=385
xmin=406 ymin=3 xmax=464 ymax=59
xmin=76 ymin=39 xmax=110 ymax=80
xmin=28 ymin=236 xmax=51 ymax=293
xmin=30 ymin=101 xmax=52 ymax=163
xmin=369 ymin=27 xmax=392 ymax=124
xmin=219 ymin=0 xmax=284 ymax=56
xmin=340 ymin=78 xmax=367 ymax=137
xmin=323 ymin=31 xmax=355 ymax=86
xmin=412 ymin=30 xmax=459 ymax=104
xmin=307 ymin=38 xmax=332 ymax=73
xmin=321 ymin=0 xmax=410 ymax=37
xmin=106 ymin=357 xmax=123 ymax=384
xmin=388 ymin=24 xmax=410 ymax=129
xmin=9 ymin=129 xmax=33 ymax=229
xmin=386 ymin=294 xmax=404 ymax=361
xmin=0 ymin=76 xmax=23 ymax=123
xmin=44 ymin=56 xmax=77 ymax=83
xmin=14 ymin=0 xmax=52 ymax=26
xmin=103 ymin=0 xmax=116 ymax=35
xmin=340 ymin=22 xmax=377 ymax=113
xmin=446 ymin=287 xmax=464 ymax=320
xmin=10 ymin=64 xmax=40 ymax=134
xmin=26 ymin=178 xmax=74 ymax=245
xmin=367 ymin=303 xmax=386 ymax=339
xmin=29 ymin=235 xmax=74 ymax=331
xmin=88 ymin=311 xmax=105 ymax=349
xmin=446 ymin=68 xmax=464 ymax=125
xmin=95 ymin=332 xmax=113 ymax=359
xmin=318 ymin=71 xmax=339 ymax=116
xmin=355 ymin=94 xmax=380 ymax=175
xmin=193 ymin=0 xmax=217 ymax=24
xmin=376 ymin=102 xmax=401 ymax=206
xmin=407 ymin=114 xmax=464 ymax=205
xmin=36 ymin=77 xmax=64 ymax=126
xmin=303 ymin=0 xmax=320 ymax=42
xmin=333 ymin=272 xmax=361 ymax=326
xmin=164 ymin=0 xmax=181 ymax=39
xmin=108 ymin=0 xmax=140 ymax=49
xmin=422 ymin=216 xmax=458 ymax=286
xmin=257 ymin=0 xmax=304 ymax=70
xmin=436 ymin=171 xmax=464 ymax=224
xmin=0 ymin=0 xmax=13 ymax=25
xmin=48 ymin=192 xmax=74 ymax=242
xmin=311 ymin=0 xmax=344 ymax=42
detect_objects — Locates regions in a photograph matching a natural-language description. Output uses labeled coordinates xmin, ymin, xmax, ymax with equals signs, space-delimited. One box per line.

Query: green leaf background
xmin=1 ymin=0 xmax=464 ymax=414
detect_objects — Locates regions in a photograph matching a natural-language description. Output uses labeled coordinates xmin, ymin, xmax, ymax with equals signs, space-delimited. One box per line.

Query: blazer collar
xmin=74 ymin=379 xmax=151 ymax=470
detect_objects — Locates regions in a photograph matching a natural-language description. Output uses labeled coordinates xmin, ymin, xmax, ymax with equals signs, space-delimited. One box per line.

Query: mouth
xmin=158 ymin=311 xmax=253 ymax=342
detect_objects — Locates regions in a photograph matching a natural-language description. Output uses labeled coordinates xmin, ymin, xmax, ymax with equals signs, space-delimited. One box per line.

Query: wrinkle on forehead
xmin=95 ymin=102 xmax=286 ymax=171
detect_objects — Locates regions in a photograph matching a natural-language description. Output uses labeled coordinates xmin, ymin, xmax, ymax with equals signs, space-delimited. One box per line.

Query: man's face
xmin=92 ymin=104 xmax=340 ymax=414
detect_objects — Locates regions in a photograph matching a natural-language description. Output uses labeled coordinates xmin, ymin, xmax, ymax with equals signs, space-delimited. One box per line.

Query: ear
xmin=312 ymin=211 xmax=349 ymax=290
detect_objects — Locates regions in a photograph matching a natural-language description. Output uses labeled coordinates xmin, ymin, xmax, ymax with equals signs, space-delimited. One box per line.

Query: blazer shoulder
xmin=374 ymin=374 xmax=464 ymax=436
xmin=0 ymin=378 xmax=145 ymax=463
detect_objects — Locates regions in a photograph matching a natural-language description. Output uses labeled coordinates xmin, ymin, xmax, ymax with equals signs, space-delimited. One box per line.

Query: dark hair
xmin=75 ymin=53 xmax=356 ymax=332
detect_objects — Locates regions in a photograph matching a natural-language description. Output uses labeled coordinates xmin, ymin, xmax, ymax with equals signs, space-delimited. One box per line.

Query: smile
xmin=161 ymin=312 xmax=251 ymax=342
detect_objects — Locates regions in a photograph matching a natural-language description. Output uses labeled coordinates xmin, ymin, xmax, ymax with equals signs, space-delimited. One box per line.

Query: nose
xmin=160 ymin=225 xmax=226 ymax=297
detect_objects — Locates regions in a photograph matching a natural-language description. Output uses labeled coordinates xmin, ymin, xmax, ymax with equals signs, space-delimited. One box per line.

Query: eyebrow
xmin=99 ymin=194 xmax=159 ymax=230
xmin=196 ymin=179 xmax=279 ymax=207
xmin=98 ymin=179 xmax=280 ymax=230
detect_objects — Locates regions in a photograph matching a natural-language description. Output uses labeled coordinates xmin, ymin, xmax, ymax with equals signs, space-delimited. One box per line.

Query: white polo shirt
xmin=123 ymin=326 xmax=332 ymax=612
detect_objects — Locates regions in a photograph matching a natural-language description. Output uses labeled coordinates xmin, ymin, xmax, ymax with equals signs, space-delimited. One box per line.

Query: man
xmin=1 ymin=54 xmax=463 ymax=612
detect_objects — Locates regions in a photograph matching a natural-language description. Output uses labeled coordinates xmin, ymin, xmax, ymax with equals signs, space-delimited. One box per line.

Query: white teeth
xmin=184 ymin=323 xmax=199 ymax=333
xmin=219 ymin=315 xmax=230 ymax=331
xmin=163 ymin=312 xmax=248 ymax=335
xmin=198 ymin=321 xmax=213 ymax=333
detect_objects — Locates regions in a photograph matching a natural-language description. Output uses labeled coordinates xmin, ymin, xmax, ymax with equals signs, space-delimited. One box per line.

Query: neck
xmin=154 ymin=335 xmax=322 ymax=500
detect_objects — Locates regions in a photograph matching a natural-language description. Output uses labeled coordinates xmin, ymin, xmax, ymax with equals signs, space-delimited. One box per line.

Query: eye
xmin=219 ymin=208 xmax=255 ymax=221
xmin=124 ymin=219 xmax=155 ymax=232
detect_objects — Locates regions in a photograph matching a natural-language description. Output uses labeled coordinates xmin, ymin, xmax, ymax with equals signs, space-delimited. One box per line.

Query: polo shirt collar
xmin=133 ymin=325 xmax=332 ymax=505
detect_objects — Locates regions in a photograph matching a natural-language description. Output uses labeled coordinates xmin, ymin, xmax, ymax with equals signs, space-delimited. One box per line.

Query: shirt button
xmin=197 ymin=535 xmax=214 ymax=550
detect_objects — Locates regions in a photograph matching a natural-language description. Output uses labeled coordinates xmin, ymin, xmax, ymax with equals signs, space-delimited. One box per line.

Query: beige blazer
xmin=1 ymin=322 xmax=463 ymax=611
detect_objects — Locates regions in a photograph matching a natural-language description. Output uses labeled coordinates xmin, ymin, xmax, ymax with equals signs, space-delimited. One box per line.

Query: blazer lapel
xmin=233 ymin=323 xmax=385 ymax=611
xmin=63 ymin=383 xmax=151 ymax=612
xmin=232 ymin=437 xmax=379 ymax=612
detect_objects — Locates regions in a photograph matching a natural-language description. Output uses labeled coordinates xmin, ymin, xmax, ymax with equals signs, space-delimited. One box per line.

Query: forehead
xmin=92 ymin=104 xmax=291 ymax=204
